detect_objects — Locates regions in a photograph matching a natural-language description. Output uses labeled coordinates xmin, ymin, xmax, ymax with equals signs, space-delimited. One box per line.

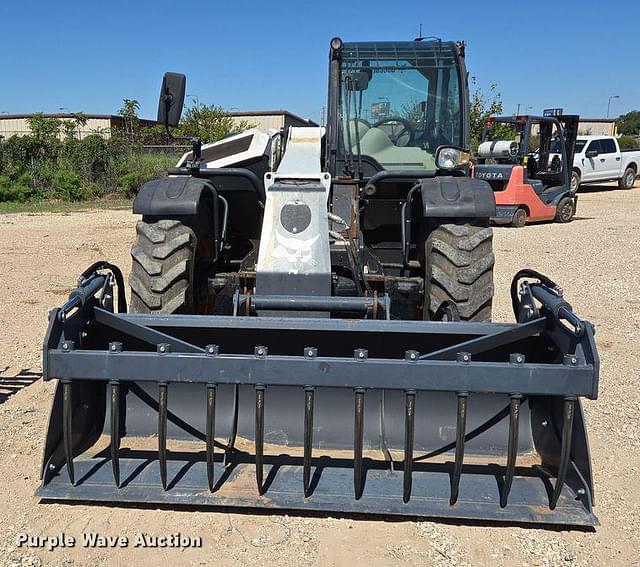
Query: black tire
xmin=555 ymin=197 xmax=575 ymax=223
xmin=424 ymin=223 xmax=495 ymax=322
xmin=129 ymin=219 xmax=197 ymax=313
xmin=570 ymin=171 xmax=581 ymax=195
xmin=619 ymin=167 xmax=636 ymax=190
xmin=511 ymin=208 xmax=527 ymax=228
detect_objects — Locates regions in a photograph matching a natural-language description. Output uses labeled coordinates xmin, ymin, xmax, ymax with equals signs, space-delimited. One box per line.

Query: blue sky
xmin=1 ymin=1 xmax=638 ymax=122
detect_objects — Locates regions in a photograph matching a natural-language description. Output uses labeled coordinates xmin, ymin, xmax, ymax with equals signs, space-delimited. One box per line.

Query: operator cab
xmin=326 ymin=40 xmax=479 ymax=273
xmin=330 ymin=40 xmax=468 ymax=176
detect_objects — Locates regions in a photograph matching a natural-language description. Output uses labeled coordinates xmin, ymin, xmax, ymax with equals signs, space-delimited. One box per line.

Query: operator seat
xmin=525 ymin=157 xmax=545 ymax=194
xmin=344 ymin=120 xmax=436 ymax=171
xmin=343 ymin=119 xmax=370 ymax=148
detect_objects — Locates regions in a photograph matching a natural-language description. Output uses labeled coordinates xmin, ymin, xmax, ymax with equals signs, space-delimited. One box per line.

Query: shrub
xmin=618 ymin=135 xmax=639 ymax=150
xmin=65 ymin=134 xmax=112 ymax=182
xmin=52 ymin=170 xmax=87 ymax=201
xmin=118 ymin=153 xmax=175 ymax=196
xmin=0 ymin=175 xmax=32 ymax=202
xmin=0 ymin=98 xmax=197 ymax=202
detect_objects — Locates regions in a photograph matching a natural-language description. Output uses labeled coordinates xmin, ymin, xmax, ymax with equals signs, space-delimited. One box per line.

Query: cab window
xmin=600 ymin=138 xmax=617 ymax=154
xmin=586 ymin=140 xmax=602 ymax=154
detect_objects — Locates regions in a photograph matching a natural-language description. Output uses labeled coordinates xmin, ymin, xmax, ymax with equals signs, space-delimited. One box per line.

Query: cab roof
xmin=341 ymin=40 xmax=459 ymax=66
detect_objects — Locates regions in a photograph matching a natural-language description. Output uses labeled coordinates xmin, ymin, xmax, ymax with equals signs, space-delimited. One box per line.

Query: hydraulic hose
xmin=510 ymin=269 xmax=560 ymax=320
xmin=79 ymin=261 xmax=127 ymax=313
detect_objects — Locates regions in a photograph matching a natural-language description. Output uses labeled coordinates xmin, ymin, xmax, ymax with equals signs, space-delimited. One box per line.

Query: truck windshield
xmin=339 ymin=42 xmax=462 ymax=171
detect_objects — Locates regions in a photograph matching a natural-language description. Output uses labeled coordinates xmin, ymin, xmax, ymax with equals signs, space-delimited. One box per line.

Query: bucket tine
xmin=255 ymin=385 xmax=265 ymax=494
xmin=550 ymin=396 xmax=576 ymax=510
xmin=224 ymin=384 xmax=239 ymax=466
xmin=403 ymin=390 xmax=416 ymax=503
xmin=62 ymin=380 xmax=75 ymax=485
xmin=206 ymin=384 xmax=216 ymax=492
xmin=303 ymin=387 xmax=314 ymax=497
xmin=450 ymin=392 xmax=468 ymax=505
xmin=110 ymin=381 xmax=121 ymax=487
xmin=158 ymin=382 xmax=168 ymax=490
xmin=354 ymin=388 xmax=365 ymax=499
xmin=500 ymin=394 xmax=522 ymax=507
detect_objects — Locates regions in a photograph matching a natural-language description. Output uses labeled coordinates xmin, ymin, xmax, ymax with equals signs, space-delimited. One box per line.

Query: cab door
xmin=598 ymin=138 xmax=621 ymax=178
xmin=581 ymin=139 xmax=603 ymax=181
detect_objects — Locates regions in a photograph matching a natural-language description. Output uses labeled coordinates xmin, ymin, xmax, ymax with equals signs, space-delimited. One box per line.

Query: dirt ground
xmin=0 ymin=183 xmax=639 ymax=566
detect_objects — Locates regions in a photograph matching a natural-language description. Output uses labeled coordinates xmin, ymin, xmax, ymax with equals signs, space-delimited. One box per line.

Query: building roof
xmin=579 ymin=118 xmax=617 ymax=123
xmin=0 ymin=113 xmax=116 ymax=120
xmin=1 ymin=110 xmax=315 ymax=126
xmin=0 ymin=113 xmax=158 ymax=124
xmin=227 ymin=109 xmax=316 ymax=125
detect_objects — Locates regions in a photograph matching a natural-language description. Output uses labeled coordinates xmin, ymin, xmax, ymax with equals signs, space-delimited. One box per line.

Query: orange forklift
xmin=473 ymin=114 xmax=579 ymax=227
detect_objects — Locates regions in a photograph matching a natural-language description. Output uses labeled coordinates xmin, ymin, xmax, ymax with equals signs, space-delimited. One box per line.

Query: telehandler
xmin=40 ymin=38 xmax=599 ymax=526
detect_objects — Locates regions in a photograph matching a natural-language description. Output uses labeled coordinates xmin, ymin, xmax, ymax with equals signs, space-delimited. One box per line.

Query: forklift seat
xmin=528 ymin=180 xmax=545 ymax=194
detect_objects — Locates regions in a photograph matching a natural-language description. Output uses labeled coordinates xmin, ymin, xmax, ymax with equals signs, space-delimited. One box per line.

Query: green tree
xmin=177 ymin=104 xmax=253 ymax=143
xmin=61 ymin=113 xmax=88 ymax=142
xmin=618 ymin=135 xmax=639 ymax=149
xmin=616 ymin=111 xmax=640 ymax=136
xmin=27 ymin=114 xmax=62 ymax=141
xmin=469 ymin=78 xmax=506 ymax=151
xmin=118 ymin=99 xmax=141 ymax=141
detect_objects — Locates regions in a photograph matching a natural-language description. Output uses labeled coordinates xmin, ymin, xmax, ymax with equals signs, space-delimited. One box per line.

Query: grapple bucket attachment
xmin=39 ymin=266 xmax=599 ymax=526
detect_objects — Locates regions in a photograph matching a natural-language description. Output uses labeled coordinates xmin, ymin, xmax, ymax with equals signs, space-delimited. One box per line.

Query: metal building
xmin=228 ymin=110 xmax=317 ymax=131
xmin=577 ymin=118 xmax=617 ymax=136
xmin=0 ymin=113 xmax=157 ymax=140
xmin=0 ymin=110 xmax=316 ymax=140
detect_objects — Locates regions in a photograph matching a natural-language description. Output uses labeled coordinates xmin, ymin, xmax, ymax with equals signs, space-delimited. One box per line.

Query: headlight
xmin=436 ymin=147 xmax=470 ymax=169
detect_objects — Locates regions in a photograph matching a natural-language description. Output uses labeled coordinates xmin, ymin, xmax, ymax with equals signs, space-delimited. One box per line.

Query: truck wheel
xmin=619 ymin=167 xmax=636 ymax=190
xmin=555 ymin=197 xmax=575 ymax=223
xmin=511 ymin=208 xmax=527 ymax=228
xmin=424 ymin=223 xmax=495 ymax=322
xmin=129 ymin=219 xmax=197 ymax=313
xmin=570 ymin=171 xmax=581 ymax=195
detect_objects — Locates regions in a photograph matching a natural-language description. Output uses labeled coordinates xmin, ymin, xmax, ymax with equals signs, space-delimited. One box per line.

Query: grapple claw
xmin=206 ymin=384 xmax=216 ymax=492
xmin=303 ymin=387 xmax=314 ymax=497
xmin=158 ymin=383 xmax=168 ymax=490
xmin=39 ymin=262 xmax=599 ymax=526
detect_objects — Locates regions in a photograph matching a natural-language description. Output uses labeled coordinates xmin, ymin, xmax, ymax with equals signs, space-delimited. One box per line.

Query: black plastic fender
xmin=419 ymin=176 xmax=496 ymax=219
xmin=133 ymin=176 xmax=216 ymax=217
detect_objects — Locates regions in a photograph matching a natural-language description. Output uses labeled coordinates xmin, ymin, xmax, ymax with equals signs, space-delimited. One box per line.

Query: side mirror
xmin=585 ymin=149 xmax=598 ymax=158
xmin=344 ymin=71 xmax=370 ymax=92
xmin=157 ymin=72 xmax=186 ymax=127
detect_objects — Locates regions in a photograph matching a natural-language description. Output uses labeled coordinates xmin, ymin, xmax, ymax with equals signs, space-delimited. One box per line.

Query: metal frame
xmin=45 ymin=314 xmax=597 ymax=396
xmin=38 ymin=269 xmax=599 ymax=526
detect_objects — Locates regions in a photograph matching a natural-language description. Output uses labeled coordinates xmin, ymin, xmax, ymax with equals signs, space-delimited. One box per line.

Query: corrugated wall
xmin=0 ymin=117 xmax=113 ymax=139
xmin=230 ymin=114 xmax=285 ymax=131
xmin=577 ymin=121 xmax=616 ymax=136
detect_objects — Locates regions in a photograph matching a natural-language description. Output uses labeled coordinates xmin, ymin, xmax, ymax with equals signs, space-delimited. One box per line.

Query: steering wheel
xmin=372 ymin=117 xmax=415 ymax=147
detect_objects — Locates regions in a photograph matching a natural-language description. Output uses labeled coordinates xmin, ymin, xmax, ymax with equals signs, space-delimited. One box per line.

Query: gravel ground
xmin=0 ymin=183 xmax=639 ymax=566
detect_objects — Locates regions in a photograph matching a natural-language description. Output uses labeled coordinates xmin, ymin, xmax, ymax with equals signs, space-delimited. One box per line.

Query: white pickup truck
xmin=570 ymin=135 xmax=640 ymax=192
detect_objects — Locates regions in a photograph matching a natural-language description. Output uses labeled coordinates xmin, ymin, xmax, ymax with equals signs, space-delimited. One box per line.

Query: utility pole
xmin=607 ymin=95 xmax=620 ymax=118
xmin=320 ymin=105 xmax=326 ymax=125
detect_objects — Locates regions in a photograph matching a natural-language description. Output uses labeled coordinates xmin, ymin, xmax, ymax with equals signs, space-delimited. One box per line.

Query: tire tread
xmin=129 ymin=220 xmax=196 ymax=314
xmin=425 ymin=223 xmax=495 ymax=321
